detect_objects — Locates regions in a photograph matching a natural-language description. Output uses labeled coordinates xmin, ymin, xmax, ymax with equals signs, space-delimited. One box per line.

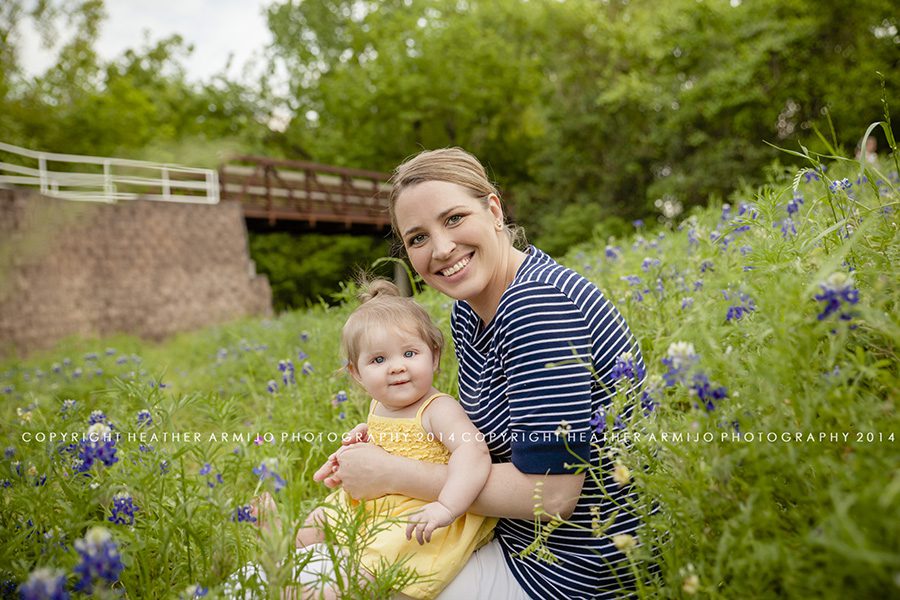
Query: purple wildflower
xmin=605 ymin=245 xmax=621 ymax=260
xmin=725 ymin=293 xmax=756 ymax=322
xmin=73 ymin=527 xmax=124 ymax=594
xmin=136 ymin=410 xmax=152 ymax=427
xmin=641 ymin=257 xmax=661 ymax=272
xmin=699 ymin=261 xmax=714 ymax=273
xmin=589 ymin=406 xmax=607 ymax=435
xmin=681 ymin=297 xmax=694 ymax=310
xmin=814 ymin=272 xmax=859 ymax=321
xmin=331 ymin=390 xmax=349 ymax=407
xmin=232 ymin=505 xmax=257 ymax=523
xmin=787 ymin=194 xmax=803 ymax=215
xmin=74 ymin=423 xmax=118 ymax=473
xmin=776 ymin=217 xmax=797 ymax=238
xmin=828 ymin=178 xmax=852 ymax=193
xmin=297 ymin=350 xmax=309 ymax=361
xmin=278 ymin=360 xmax=295 ymax=385
xmin=301 ymin=362 xmax=314 ymax=376
xmin=108 ymin=492 xmax=139 ymax=526
xmin=610 ymin=352 xmax=645 ymax=382
xmin=690 ymin=373 xmax=728 ymax=411
xmin=18 ymin=567 xmax=69 ymax=600
xmin=199 ymin=463 xmax=212 ymax=476
xmin=632 ymin=219 xmax=644 ymax=229
xmin=183 ymin=584 xmax=209 ymax=599
xmin=661 ymin=342 xmax=698 ymax=386
xmin=621 ymin=275 xmax=642 ymax=287
xmin=253 ymin=458 xmax=286 ymax=492
xmin=266 ymin=380 xmax=278 ymax=394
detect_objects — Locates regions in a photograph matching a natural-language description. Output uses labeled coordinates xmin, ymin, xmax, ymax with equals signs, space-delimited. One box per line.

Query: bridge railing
xmin=220 ymin=155 xmax=391 ymax=228
xmin=0 ymin=141 xmax=219 ymax=204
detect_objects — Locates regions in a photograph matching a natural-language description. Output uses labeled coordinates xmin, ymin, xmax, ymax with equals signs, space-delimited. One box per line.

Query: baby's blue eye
xmin=404 ymin=350 xmax=416 ymax=358
xmin=373 ymin=356 xmax=385 ymax=364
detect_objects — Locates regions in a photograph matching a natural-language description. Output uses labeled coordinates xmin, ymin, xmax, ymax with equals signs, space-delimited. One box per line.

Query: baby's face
xmin=351 ymin=328 xmax=437 ymax=410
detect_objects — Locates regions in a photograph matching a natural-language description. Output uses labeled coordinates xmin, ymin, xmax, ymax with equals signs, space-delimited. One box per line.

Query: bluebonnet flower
xmin=738 ymin=202 xmax=758 ymax=219
xmin=661 ymin=342 xmax=698 ymax=386
xmin=632 ymin=219 xmax=644 ymax=229
xmin=301 ymin=362 xmax=314 ymax=376
xmin=814 ymin=272 xmax=859 ymax=321
xmin=681 ymin=297 xmax=694 ymax=311
xmin=88 ymin=411 xmax=107 ymax=426
xmin=72 ymin=368 xmax=83 ymax=379
xmin=720 ymin=204 xmax=732 ymax=221
xmin=136 ymin=410 xmax=152 ymax=427
xmin=84 ymin=352 xmax=98 ymax=362
xmin=1 ymin=479 xmax=11 ymax=488
xmin=699 ymin=261 xmax=714 ymax=273
xmin=182 ymin=584 xmax=209 ymax=599
xmin=73 ymin=527 xmax=124 ymax=594
xmin=105 ymin=348 xmax=117 ymax=356
xmin=693 ymin=280 xmax=703 ymax=291
xmin=52 ymin=363 xmax=62 ymax=374
xmin=18 ymin=567 xmax=69 ymax=600
xmin=621 ymin=275 xmax=642 ymax=287
xmin=725 ymin=292 xmax=756 ymax=322
xmin=739 ymin=245 xmax=752 ymax=256
xmin=108 ymin=492 xmax=139 ymax=526
xmin=640 ymin=375 xmax=663 ymax=415
xmin=332 ymin=390 xmax=349 ymax=407
xmin=605 ymin=245 xmax=621 ymax=260
xmin=139 ymin=444 xmax=153 ymax=453
xmin=300 ymin=331 xmax=310 ymax=342
xmin=710 ymin=230 xmax=721 ymax=243
xmin=199 ymin=463 xmax=212 ymax=476
xmin=687 ymin=229 xmax=699 ymax=246
xmin=62 ymin=358 xmax=71 ymax=367
xmin=297 ymin=350 xmax=309 ymax=361
xmin=116 ymin=356 xmax=128 ymax=365
xmin=828 ymin=178 xmax=852 ymax=193
xmin=2 ymin=385 xmax=12 ymax=395
xmin=776 ymin=217 xmax=797 ymax=238
xmin=689 ymin=373 xmax=728 ymax=411
xmin=266 ymin=380 xmax=278 ymax=394
xmin=4 ymin=446 xmax=13 ymax=459
xmin=641 ymin=257 xmax=661 ymax=272
xmin=217 ymin=348 xmax=228 ymax=361
xmin=787 ymin=194 xmax=803 ymax=215
xmin=253 ymin=458 xmax=287 ymax=492
xmin=93 ymin=369 xmax=104 ymax=377
xmin=160 ymin=460 xmax=170 ymax=474
xmin=74 ymin=423 xmax=118 ymax=473
xmin=278 ymin=360 xmax=296 ymax=385
xmin=232 ymin=505 xmax=257 ymax=523
xmin=589 ymin=406 xmax=607 ymax=435
xmin=610 ymin=352 xmax=645 ymax=382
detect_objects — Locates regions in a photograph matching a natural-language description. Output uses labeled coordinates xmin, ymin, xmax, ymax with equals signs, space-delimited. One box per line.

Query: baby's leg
xmin=295 ymin=506 xmax=327 ymax=548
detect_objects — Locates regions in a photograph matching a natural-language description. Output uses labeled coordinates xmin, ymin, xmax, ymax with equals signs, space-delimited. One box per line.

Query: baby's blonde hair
xmin=341 ymin=279 xmax=444 ymax=369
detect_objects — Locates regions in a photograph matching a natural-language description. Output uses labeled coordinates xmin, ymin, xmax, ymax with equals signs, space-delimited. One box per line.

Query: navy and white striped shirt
xmin=451 ymin=246 xmax=647 ymax=599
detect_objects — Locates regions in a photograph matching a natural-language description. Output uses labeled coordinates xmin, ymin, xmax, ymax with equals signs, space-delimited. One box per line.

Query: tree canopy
xmin=2 ymin=0 xmax=898 ymax=250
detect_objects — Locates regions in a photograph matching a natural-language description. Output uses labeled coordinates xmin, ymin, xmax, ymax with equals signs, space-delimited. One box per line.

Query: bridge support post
xmin=393 ymin=261 xmax=412 ymax=297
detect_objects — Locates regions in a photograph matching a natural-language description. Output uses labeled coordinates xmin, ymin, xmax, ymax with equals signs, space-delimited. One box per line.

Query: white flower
xmin=612 ymin=463 xmax=631 ymax=487
xmin=612 ymin=533 xmax=637 ymax=553
xmin=682 ymin=574 xmax=700 ymax=595
xmin=666 ymin=341 xmax=697 ymax=369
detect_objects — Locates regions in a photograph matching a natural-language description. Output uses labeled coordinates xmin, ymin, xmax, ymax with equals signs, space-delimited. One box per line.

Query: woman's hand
xmin=312 ymin=422 xmax=369 ymax=487
xmin=331 ymin=442 xmax=396 ymax=500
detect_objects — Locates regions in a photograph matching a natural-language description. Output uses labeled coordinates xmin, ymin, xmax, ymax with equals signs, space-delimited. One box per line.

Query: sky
xmin=18 ymin=0 xmax=274 ymax=83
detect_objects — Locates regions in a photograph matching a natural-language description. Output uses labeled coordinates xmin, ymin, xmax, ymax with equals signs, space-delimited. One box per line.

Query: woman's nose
xmin=431 ymin=231 xmax=456 ymax=260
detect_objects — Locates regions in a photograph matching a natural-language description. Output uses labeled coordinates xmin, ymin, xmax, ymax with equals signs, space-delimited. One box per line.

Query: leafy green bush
xmin=249 ymin=232 xmax=393 ymax=310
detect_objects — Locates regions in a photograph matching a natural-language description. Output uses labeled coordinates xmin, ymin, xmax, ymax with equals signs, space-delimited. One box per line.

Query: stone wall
xmin=0 ymin=189 xmax=272 ymax=357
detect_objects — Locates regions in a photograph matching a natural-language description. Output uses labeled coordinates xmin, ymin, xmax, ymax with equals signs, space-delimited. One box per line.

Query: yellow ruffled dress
xmin=326 ymin=393 xmax=496 ymax=600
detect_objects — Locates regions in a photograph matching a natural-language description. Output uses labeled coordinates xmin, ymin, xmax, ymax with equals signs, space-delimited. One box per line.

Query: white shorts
xmin=224 ymin=539 xmax=530 ymax=600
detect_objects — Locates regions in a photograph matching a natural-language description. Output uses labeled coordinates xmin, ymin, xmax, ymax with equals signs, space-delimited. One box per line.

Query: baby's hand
xmin=405 ymin=502 xmax=456 ymax=545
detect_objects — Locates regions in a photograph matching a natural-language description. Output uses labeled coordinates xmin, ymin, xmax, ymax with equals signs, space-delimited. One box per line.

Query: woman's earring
xmin=495 ymin=220 xmax=503 ymax=230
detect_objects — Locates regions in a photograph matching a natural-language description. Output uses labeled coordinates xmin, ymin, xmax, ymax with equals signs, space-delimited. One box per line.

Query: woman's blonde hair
xmin=341 ymin=279 xmax=444 ymax=369
xmin=388 ymin=147 xmax=526 ymax=248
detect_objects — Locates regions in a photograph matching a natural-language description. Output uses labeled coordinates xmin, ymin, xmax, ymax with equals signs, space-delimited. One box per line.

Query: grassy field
xmin=2 ymin=140 xmax=898 ymax=598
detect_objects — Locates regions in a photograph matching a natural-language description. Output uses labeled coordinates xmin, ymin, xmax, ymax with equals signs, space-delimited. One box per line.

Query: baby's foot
xmin=250 ymin=491 xmax=281 ymax=535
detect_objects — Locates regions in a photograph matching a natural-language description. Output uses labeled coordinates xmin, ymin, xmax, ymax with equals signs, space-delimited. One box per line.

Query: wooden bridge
xmin=220 ymin=156 xmax=392 ymax=231
xmin=0 ymin=141 xmax=393 ymax=232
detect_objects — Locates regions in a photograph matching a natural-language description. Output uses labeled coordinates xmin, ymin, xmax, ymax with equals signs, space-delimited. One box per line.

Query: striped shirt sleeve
xmin=496 ymin=283 xmax=593 ymax=474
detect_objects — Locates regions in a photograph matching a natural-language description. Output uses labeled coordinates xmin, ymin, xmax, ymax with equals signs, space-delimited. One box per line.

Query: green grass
xmin=1 ymin=144 xmax=898 ymax=598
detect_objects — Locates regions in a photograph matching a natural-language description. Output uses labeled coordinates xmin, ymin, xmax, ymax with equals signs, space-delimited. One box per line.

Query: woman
xmin=317 ymin=148 xmax=648 ymax=599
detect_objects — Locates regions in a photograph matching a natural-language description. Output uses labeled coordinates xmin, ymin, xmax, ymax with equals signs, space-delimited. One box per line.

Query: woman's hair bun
xmin=357 ymin=278 xmax=402 ymax=304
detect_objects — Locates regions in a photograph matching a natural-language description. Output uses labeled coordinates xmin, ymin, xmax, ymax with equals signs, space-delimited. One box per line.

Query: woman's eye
xmin=409 ymin=234 xmax=426 ymax=246
xmin=446 ymin=214 xmax=463 ymax=225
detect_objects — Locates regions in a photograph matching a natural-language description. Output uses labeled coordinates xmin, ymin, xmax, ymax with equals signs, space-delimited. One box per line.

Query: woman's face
xmin=394 ymin=180 xmax=506 ymax=308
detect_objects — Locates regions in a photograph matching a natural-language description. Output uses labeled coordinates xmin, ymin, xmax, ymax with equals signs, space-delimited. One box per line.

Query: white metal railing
xmin=0 ymin=141 xmax=219 ymax=204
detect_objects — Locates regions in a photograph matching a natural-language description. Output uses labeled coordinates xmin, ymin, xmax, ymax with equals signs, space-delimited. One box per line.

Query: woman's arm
xmin=333 ymin=442 xmax=584 ymax=521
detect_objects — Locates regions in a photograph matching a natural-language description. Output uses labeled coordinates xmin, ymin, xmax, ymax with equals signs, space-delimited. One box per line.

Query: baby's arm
xmin=405 ymin=395 xmax=491 ymax=544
